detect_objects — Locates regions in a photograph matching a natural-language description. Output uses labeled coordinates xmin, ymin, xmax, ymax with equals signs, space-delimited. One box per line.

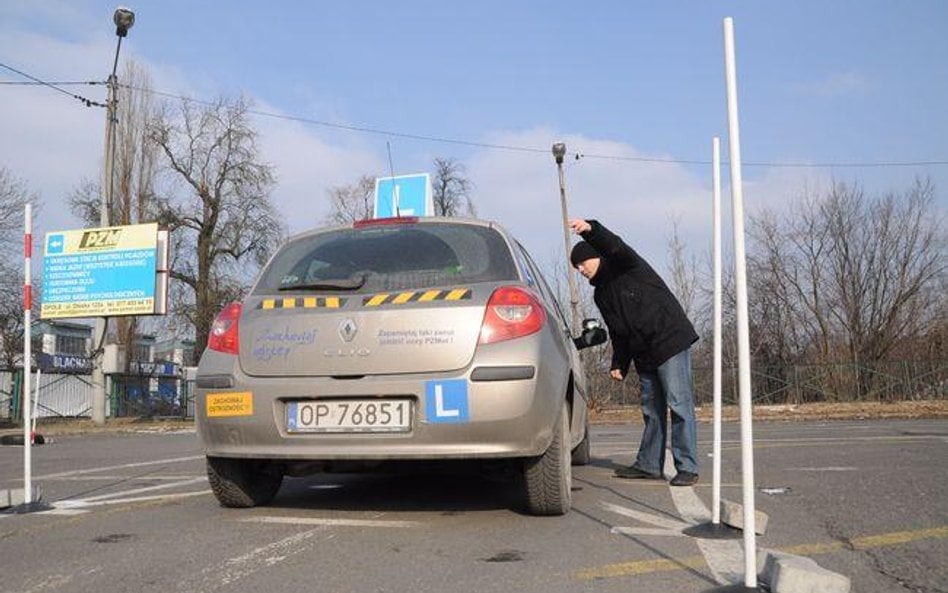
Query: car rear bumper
xmin=195 ymin=349 xmax=564 ymax=461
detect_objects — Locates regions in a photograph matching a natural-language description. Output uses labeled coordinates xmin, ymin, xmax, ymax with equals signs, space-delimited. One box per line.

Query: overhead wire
xmin=118 ymin=82 xmax=948 ymax=169
xmin=0 ymin=61 xmax=106 ymax=108
xmin=0 ymin=80 xmax=104 ymax=86
xmin=2 ymin=60 xmax=946 ymax=169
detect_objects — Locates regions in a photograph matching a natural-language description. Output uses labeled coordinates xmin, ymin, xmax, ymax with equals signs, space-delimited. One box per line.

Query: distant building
xmin=153 ymin=338 xmax=197 ymax=367
xmin=36 ymin=320 xmax=93 ymax=373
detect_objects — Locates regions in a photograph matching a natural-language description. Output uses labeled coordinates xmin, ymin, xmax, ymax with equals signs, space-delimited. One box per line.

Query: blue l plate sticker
xmin=425 ymin=379 xmax=469 ymax=424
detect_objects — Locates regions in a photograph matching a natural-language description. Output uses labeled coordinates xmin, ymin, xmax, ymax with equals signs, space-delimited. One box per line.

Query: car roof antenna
xmin=386 ymin=140 xmax=401 ymax=217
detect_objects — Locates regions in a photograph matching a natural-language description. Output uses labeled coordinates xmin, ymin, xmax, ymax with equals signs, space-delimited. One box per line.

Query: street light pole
xmin=553 ymin=142 xmax=581 ymax=337
xmin=92 ymin=7 xmax=135 ymax=425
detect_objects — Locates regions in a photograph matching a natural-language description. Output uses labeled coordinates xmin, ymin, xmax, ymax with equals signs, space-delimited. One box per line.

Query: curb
xmin=759 ymin=550 xmax=851 ymax=593
xmin=720 ymin=498 xmax=769 ymax=535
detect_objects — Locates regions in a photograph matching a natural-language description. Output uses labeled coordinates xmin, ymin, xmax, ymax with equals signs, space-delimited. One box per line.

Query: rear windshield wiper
xmin=278 ymin=274 xmax=366 ymax=291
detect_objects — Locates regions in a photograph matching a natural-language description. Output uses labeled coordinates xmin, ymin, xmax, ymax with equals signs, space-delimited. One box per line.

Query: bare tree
xmin=666 ymin=218 xmax=700 ymax=322
xmin=325 ymin=174 xmax=375 ymax=224
xmin=0 ymin=168 xmax=38 ymax=367
xmin=747 ymin=179 xmax=945 ymax=397
xmin=824 ymin=180 xmax=944 ymax=367
xmin=432 ymin=157 xmax=475 ymax=217
xmin=747 ymin=205 xmax=830 ymax=365
xmin=148 ymin=96 xmax=285 ymax=355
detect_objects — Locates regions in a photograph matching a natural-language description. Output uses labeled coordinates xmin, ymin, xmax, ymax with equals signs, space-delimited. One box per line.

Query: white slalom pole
xmin=23 ymin=203 xmax=33 ymax=504
xmin=723 ymin=17 xmax=758 ymax=587
xmin=711 ymin=136 xmax=723 ymax=526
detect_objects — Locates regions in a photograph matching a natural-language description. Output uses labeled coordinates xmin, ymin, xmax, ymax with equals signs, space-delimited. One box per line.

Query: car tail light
xmin=208 ymin=302 xmax=242 ymax=355
xmin=478 ymin=286 xmax=546 ymax=345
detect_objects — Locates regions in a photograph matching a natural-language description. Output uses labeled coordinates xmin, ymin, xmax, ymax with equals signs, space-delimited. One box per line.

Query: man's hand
xmin=569 ymin=219 xmax=592 ymax=235
xmin=610 ymin=369 xmax=624 ymax=381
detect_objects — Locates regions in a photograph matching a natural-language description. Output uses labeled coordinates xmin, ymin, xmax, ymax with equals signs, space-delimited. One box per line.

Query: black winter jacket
xmin=581 ymin=220 xmax=699 ymax=374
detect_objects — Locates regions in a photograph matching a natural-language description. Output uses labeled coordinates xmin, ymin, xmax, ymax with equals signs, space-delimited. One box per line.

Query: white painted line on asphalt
xmin=78 ymin=490 xmax=211 ymax=506
xmin=241 ymin=516 xmax=419 ymax=528
xmin=610 ymin=526 xmax=687 ymax=537
xmin=600 ymin=501 xmax=691 ymax=531
xmin=35 ymin=508 xmax=89 ymax=516
xmin=1 ymin=489 xmax=211 ymax=517
xmin=19 ymin=567 xmax=102 ymax=593
xmin=598 ymin=457 xmax=745 ymax=585
xmin=73 ymin=476 xmax=207 ymax=503
xmin=787 ymin=466 xmax=858 ymax=472
xmin=42 ymin=474 xmax=206 ymax=482
xmin=36 ymin=455 xmax=204 ymax=480
xmin=181 ymin=526 xmax=335 ymax=593
xmin=664 ymin=450 xmax=745 ymax=586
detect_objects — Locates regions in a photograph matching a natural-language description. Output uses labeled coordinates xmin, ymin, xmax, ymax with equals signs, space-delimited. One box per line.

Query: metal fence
xmin=589 ymin=359 xmax=948 ymax=408
xmin=1 ymin=370 xmax=197 ymax=421
xmin=110 ymin=376 xmax=195 ymax=419
xmin=1 ymin=370 xmax=95 ymax=420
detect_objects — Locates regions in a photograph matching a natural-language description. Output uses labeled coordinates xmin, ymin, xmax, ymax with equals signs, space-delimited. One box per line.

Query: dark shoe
xmin=670 ymin=471 xmax=699 ymax=487
xmin=614 ymin=464 xmax=664 ymax=480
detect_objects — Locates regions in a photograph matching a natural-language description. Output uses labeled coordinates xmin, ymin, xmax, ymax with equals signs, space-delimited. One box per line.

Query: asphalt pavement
xmin=0 ymin=419 xmax=945 ymax=593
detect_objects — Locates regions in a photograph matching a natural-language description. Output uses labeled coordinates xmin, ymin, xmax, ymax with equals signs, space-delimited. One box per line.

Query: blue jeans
xmin=634 ymin=348 xmax=699 ymax=475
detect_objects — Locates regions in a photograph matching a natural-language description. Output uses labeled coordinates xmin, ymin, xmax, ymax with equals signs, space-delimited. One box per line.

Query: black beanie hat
xmin=570 ymin=241 xmax=600 ymax=266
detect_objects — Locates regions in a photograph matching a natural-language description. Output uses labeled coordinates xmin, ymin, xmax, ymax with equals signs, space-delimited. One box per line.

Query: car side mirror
xmin=573 ymin=318 xmax=607 ymax=350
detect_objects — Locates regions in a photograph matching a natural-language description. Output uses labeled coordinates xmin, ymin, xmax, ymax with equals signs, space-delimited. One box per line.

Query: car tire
xmin=571 ymin=416 xmax=591 ymax=466
xmin=523 ymin=403 xmax=572 ymax=516
xmin=206 ymin=456 xmax=283 ymax=508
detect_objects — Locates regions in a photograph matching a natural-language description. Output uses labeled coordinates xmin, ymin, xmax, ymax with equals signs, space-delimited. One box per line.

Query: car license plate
xmin=287 ymin=399 xmax=412 ymax=433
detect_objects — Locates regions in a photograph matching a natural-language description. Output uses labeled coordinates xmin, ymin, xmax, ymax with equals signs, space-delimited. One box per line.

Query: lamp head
xmin=114 ymin=7 xmax=135 ymax=37
xmin=552 ymin=142 xmax=567 ymax=165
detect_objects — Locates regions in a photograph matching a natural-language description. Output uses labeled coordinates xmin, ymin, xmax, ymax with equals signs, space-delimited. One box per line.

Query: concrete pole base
xmin=0 ymin=487 xmax=47 ymax=512
xmin=683 ymin=521 xmax=743 ymax=540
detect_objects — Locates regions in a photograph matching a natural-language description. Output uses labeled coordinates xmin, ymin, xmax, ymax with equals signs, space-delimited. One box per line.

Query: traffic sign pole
xmin=23 ymin=204 xmax=32 ymax=504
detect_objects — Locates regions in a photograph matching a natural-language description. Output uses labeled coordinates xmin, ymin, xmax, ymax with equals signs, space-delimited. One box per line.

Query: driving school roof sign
xmin=374 ymin=174 xmax=433 ymax=218
xmin=41 ymin=222 xmax=168 ymax=319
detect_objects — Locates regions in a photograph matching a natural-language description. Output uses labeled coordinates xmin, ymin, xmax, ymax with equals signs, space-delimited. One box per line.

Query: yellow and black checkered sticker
xmin=258 ymin=297 xmax=347 ymax=310
xmin=362 ymin=288 xmax=472 ymax=307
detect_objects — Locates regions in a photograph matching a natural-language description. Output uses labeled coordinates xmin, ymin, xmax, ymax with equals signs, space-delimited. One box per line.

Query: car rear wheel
xmin=571 ymin=416 xmax=591 ymax=466
xmin=206 ymin=456 xmax=283 ymax=508
xmin=523 ymin=403 xmax=572 ymax=516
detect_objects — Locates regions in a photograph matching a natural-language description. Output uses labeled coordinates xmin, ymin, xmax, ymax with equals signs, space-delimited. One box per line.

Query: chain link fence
xmin=587 ymin=359 xmax=948 ymax=409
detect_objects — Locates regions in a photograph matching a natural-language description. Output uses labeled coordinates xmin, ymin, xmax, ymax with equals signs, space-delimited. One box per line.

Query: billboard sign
xmin=41 ymin=223 xmax=162 ymax=319
xmin=374 ymin=174 xmax=433 ymax=218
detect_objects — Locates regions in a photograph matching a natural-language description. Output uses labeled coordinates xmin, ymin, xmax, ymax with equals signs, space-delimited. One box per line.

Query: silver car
xmin=195 ymin=216 xmax=605 ymax=515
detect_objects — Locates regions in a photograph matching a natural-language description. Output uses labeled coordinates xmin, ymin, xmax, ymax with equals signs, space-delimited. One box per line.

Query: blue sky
xmin=1 ymin=1 xmax=946 ymax=274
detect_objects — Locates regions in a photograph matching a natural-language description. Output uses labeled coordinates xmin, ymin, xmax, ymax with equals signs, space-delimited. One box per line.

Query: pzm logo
xmin=79 ymin=229 xmax=122 ymax=250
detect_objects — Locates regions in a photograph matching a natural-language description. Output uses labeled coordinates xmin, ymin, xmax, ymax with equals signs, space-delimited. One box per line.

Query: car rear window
xmin=254 ymin=223 xmax=520 ymax=294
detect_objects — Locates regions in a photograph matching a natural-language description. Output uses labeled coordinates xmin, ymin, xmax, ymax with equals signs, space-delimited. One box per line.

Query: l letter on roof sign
xmin=374 ymin=174 xmax=433 ymax=218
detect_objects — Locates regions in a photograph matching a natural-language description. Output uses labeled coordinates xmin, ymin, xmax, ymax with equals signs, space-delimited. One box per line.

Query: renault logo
xmin=338 ymin=318 xmax=358 ymax=342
